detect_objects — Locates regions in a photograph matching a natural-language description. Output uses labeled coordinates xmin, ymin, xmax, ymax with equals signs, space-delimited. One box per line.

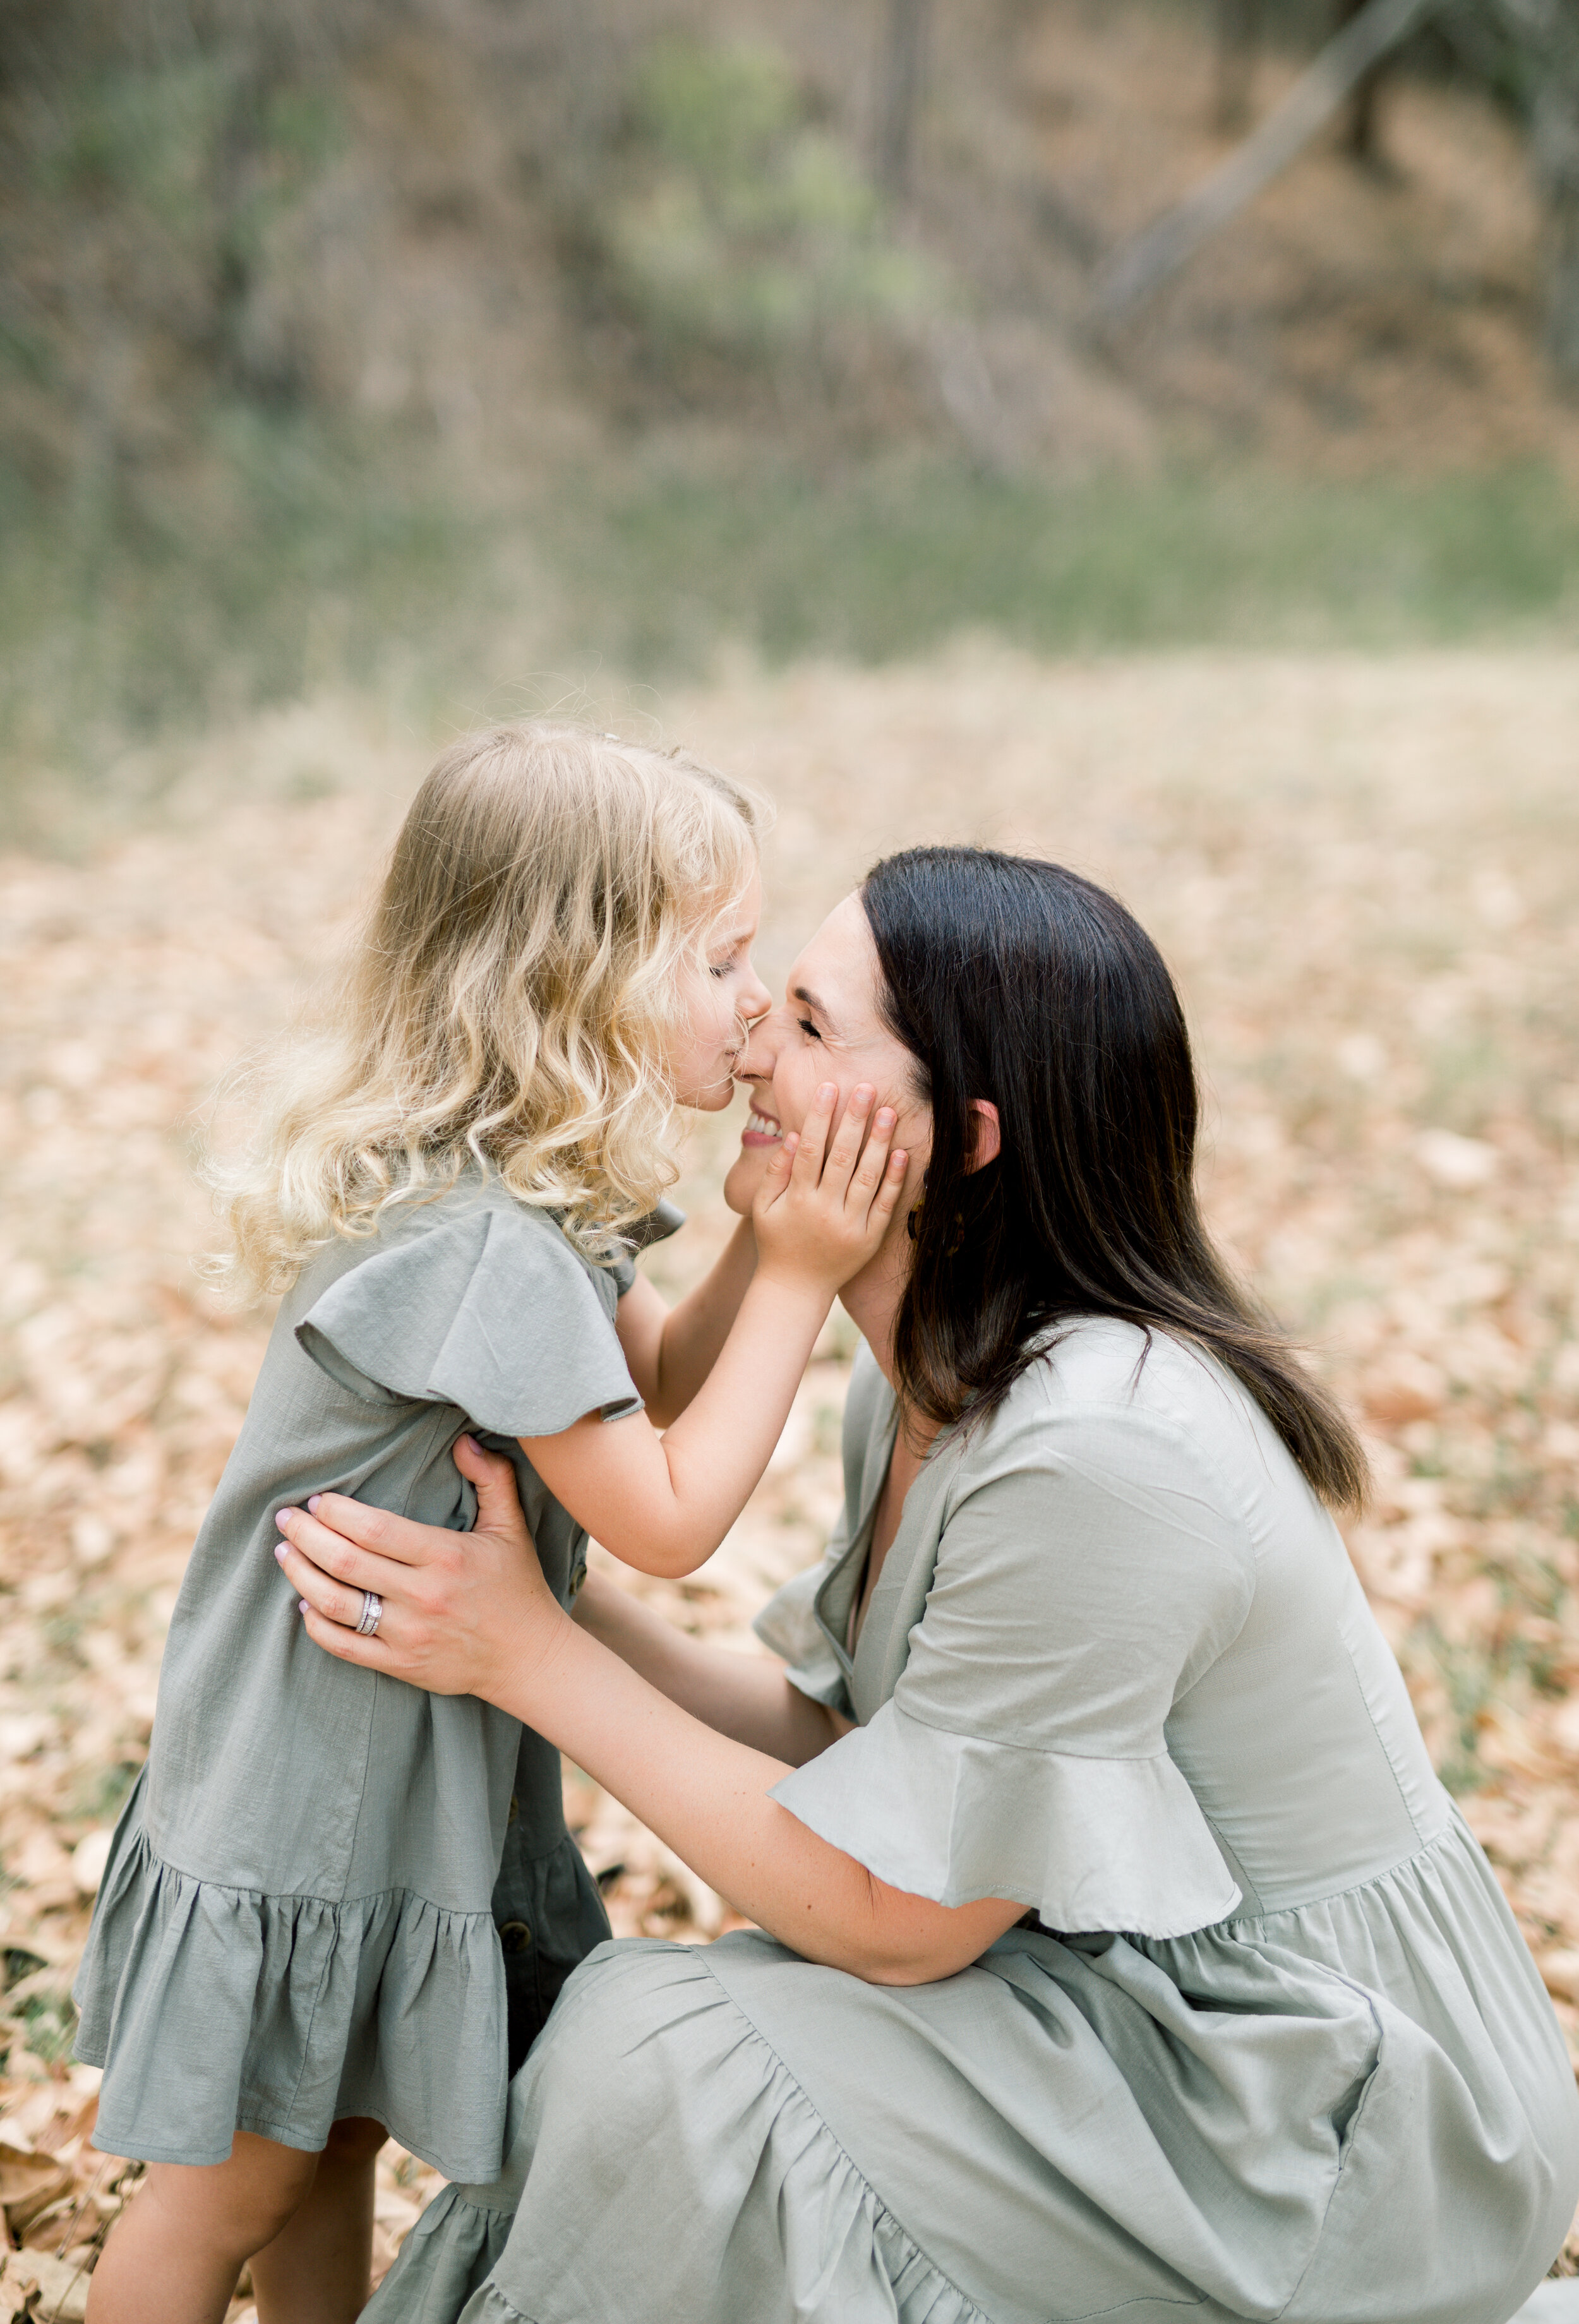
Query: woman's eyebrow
xmin=791 ymin=983 xmax=839 ymax=1031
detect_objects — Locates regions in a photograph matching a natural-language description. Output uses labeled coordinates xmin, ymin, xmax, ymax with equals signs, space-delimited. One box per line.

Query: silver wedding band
xmin=356 ymin=1590 xmax=383 ymax=1637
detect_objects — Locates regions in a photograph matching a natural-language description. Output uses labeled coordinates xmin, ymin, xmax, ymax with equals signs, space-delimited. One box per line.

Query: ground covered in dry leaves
xmin=0 ymin=650 xmax=1576 ymax=2313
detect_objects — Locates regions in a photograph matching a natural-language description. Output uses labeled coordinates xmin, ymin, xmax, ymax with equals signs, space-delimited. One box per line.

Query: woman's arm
xmin=613 ymin=1217 xmax=759 ymax=1428
xmin=275 ymin=1442 xmax=1021 ymax=1987
xmin=572 ymin=1565 xmax=842 ymax=1764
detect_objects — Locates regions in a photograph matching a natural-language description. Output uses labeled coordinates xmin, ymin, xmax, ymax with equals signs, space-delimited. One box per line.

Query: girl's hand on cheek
xmin=750 ymin=1082 xmax=907 ymax=1295
xmin=273 ymin=1435 xmax=571 ymax=1703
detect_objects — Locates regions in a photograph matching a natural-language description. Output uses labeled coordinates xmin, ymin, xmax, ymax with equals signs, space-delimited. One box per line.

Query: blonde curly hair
xmin=216 ymin=721 xmax=764 ymax=1299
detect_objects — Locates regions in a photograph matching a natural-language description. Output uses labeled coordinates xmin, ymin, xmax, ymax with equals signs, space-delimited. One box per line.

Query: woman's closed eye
xmin=797 ymin=1017 xmax=822 ymax=1039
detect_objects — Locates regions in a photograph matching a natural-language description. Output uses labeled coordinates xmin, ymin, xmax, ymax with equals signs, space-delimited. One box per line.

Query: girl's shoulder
xmin=286 ymin=1176 xmax=650 ymax=1437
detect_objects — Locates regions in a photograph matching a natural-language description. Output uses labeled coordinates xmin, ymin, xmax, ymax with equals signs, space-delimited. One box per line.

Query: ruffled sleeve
xmin=767 ymin=1398 xmax=1256 ymax=1939
xmin=297 ymin=1200 xmax=641 ymax=1437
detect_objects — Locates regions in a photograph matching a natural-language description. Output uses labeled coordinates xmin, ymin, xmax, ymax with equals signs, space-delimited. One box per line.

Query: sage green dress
xmin=370 ymin=1322 xmax=1579 ymax=2324
xmin=73 ymin=1178 xmax=679 ymax=2179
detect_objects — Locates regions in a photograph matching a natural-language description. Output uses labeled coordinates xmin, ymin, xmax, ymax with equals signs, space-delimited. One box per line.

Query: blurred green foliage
xmin=0 ymin=410 xmax=482 ymax=794
xmin=4 ymin=437 xmax=1579 ymax=813
xmin=551 ymin=460 xmax=1579 ymax=666
xmin=591 ymin=37 xmax=940 ymax=361
xmin=4 ymin=10 xmax=1579 ymax=817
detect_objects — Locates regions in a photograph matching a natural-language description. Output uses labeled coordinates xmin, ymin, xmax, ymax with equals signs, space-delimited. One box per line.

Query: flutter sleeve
xmin=296 ymin=1201 xmax=642 ymax=1437
xmin=766 ymin=1402 xmax=1256 ymax=1939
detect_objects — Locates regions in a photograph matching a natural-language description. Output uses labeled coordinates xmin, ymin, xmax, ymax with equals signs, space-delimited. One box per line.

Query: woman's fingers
xmin=299 ymin=1598 xmax=393 ymax=1670
xmin=277 ymin=1537 xmax=377 ymax=1632
xmin=272 ymin=1502 xmax=428 ymax=1601
xmin=450 ymin=1433 xmax=536 ymax=1549
xmin=290 ymin=1488 xmax=429 ymax=1569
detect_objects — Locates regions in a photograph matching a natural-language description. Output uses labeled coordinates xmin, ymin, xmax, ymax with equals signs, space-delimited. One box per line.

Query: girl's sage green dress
xmin=370 ymin=1322 xmax=1579 ymax=2324
xmin=73 ymin=1178 xmax=678 ymax=2180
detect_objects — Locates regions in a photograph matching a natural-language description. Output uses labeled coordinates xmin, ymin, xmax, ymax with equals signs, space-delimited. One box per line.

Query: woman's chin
xmin=723 ymin=1142 xmax=776 ymax=1214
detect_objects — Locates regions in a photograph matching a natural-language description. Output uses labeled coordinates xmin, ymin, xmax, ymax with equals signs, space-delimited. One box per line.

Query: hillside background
xmin=3 ymin=3 xmax=1579 ymax=2313
xmin=4 ymin=0 xmax=1579 ymax=823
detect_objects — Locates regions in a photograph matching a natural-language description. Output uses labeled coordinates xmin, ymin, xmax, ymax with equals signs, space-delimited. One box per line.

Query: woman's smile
xmin=741 ymin=1103 xmax=783 ymax=1148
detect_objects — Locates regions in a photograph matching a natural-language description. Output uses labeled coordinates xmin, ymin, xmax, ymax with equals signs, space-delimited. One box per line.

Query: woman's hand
xmin=280 ymin=1433 xmax=1021 ymax=1986
xmin=273 ymin=1434 xmax=570 ymax=1699
xmin=750 ymin=1081 xmax=906 ymax=1296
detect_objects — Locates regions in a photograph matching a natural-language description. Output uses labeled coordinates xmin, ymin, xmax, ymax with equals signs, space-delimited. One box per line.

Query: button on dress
xmin=368 ymin=1322 xmax=1579 ymax=2324
xmin=73 ymin=1179 xmax=680 ymax=2180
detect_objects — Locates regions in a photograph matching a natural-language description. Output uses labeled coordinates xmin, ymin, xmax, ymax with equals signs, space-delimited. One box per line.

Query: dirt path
xmin=3 ymin=650 xmax=1577 ymax=2302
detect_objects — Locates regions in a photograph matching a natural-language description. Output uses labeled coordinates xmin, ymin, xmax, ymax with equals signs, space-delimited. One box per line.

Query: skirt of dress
xmin=368 ymin=1819 xmax=1579 ymax=2324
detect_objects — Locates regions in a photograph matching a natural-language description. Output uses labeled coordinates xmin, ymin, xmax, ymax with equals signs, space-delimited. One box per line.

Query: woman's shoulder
xmin=975 ymin=1317 xmax=1270 ymax=1458
xmin=946 ymin=1317 xmax=1303 ymax=1554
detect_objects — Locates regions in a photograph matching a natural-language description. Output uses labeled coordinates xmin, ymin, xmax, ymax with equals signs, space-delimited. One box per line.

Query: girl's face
xmin=726 ymin=891 xmax=932 ymax=1219
xmin=666 ymin=866 xmax=772 ymax=1111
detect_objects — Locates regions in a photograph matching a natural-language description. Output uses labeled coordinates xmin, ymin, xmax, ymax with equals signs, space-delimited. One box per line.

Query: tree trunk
xmin=1095 ymin=0 xmax=1441 ymax=318
xmin=1335 ymin=0 xmax=1387 ymax=161
xmin=874 ymin=0 xmax=931 ymax=202
xmin=1214 ymin=0 xmax=1264 ymax=135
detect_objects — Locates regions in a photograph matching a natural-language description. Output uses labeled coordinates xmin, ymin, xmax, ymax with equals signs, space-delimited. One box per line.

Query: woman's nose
xmin=737 ymin=1006 xmax=784 ymax=1079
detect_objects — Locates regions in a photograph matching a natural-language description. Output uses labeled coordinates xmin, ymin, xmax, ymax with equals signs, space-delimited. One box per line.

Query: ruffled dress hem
xmin=375 ymin=1943 xmax=995 ymax=2324
xmin=73 ymin=1804 xmax=513 ymax=2180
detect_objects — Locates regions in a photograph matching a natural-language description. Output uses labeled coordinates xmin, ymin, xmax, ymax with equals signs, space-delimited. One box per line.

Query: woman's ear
xmin=964 ymin=1100 xmax=1001 ymax=1173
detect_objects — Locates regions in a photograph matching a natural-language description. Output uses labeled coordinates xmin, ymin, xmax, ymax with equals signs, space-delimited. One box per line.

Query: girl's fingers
xmin=789 ymin=1084 xmax=837 ymax=1187
xmin=819 ymin=1085 xmax=875 ymax=1195
xmin=844 ymin=1105 xmax=896 ymax=1202
xmin=748 ymin=1129 xmax=798 ymax=1223
xmin=870 ymin=1149 xmax=909 ymax=1223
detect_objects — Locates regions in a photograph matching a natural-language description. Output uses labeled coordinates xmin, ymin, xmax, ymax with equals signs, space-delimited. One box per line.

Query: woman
xmin=277 ymin=846 xmax=1579 ymax=2324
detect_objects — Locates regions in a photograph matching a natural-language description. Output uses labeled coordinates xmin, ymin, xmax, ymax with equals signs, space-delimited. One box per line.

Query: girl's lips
xmin=740 ymin=1105 xmax=784 ymax=1149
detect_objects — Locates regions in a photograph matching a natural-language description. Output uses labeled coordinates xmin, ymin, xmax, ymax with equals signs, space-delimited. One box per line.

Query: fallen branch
xmin=1093 ymin=0 xmax=1442 ymax=318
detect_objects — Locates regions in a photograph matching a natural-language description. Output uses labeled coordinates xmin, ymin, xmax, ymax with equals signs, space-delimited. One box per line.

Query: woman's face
xmin=726 ymin=891 xmax=930 ymax=1223
xmin=667 ymin=866 xmax=772 ymax=1112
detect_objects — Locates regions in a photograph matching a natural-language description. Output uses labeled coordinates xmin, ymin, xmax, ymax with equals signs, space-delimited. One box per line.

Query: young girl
xmin=73 ymin=722 xmax=906 ymax=2324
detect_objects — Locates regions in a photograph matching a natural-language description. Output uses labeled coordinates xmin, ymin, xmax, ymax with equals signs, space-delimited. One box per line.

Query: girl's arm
xmin=612 ymin=1215 xmax=758 ymax=1428
xmin=276 ymin=1444 xmax=1021 ymax=1988
xmin=571 ymin=1565 xmax=843 ymax=1764
xmin=527 ymin=1085 xmax=904 ymax=1581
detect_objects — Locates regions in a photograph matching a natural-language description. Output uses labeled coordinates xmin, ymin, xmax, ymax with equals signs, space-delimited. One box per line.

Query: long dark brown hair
xmin=862 ymin=846 xmax=1367 ymax=1509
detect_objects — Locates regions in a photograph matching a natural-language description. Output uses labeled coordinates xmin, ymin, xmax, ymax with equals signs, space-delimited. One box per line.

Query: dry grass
xmin=0 ymin=649 xmax=1576 ymax=2305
